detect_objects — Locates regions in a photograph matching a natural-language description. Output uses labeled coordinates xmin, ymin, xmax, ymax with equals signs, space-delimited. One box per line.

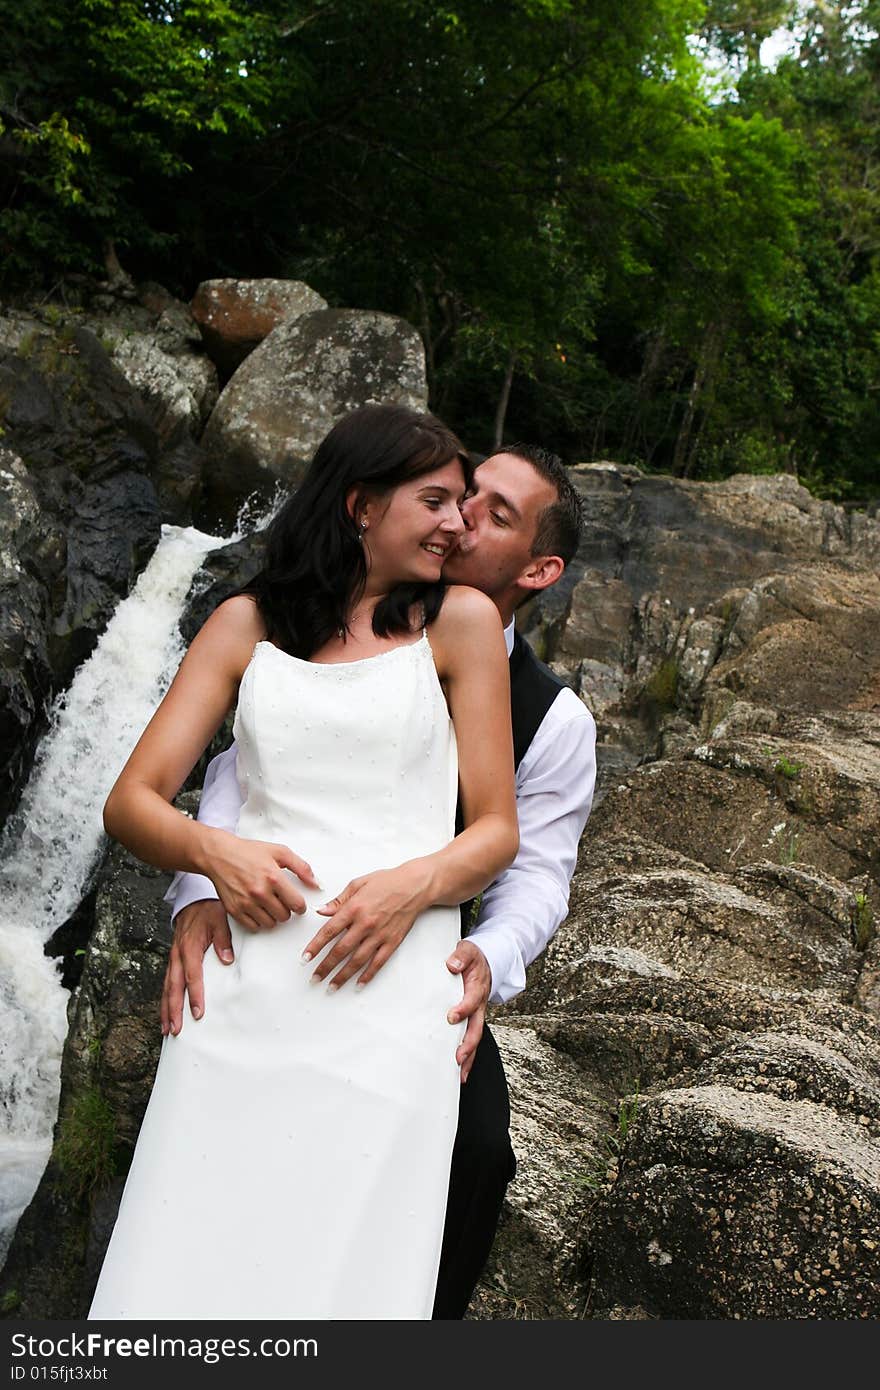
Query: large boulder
xmin=77 ymin=284 xmax=218 ymax=447
xmin=590 ymin=1073 xmax=880 ymax=1318
xmin=190 ymin=277 xmax=327 ymax=378
xmin=198 ymin=308 xmax=428 ymax=529
xmin=46 ymin=285 xmax=217 ymax=522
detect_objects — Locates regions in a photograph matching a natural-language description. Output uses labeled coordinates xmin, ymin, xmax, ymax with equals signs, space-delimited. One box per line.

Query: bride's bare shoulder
xmin=429 ymin=586 xmax=504 ymax=672
xmin=187 ymin=594 xmax=267 ymax=673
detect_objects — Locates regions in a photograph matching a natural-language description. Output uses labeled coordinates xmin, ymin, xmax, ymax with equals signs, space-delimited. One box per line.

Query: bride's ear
xmin=346 ymin=486 xmax=378 ymax=532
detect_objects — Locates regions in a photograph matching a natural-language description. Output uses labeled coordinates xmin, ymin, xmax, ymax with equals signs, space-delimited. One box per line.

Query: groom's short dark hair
xmin=486 ymin=443 xmax=583 ymax=566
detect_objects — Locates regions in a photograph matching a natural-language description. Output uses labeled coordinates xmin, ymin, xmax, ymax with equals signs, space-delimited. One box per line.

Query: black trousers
xmin=431 ymin=1024 xmax=517 ymax=1319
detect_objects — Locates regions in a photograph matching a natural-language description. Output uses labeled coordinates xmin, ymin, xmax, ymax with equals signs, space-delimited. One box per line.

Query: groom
xmin=164 ymin=442 xmax=596 ymax=1318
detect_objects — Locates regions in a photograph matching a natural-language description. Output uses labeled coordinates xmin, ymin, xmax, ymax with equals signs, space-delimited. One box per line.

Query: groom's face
xmin=441 ymin=452 xmax=558 ymax=606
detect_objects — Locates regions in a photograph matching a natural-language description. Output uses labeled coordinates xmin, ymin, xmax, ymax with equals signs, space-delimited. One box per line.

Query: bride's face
xmin=359 ymin=458 xmax=467 ymax=589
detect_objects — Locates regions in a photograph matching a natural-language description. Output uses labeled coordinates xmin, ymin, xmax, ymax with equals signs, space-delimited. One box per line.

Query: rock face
xmin=0 ymin=326 xmax=163 ymax=817
xmin=0 ymin=838 xmax=175 ymax=1317
xmin=2 ymin=439 xmax=879 ymax=1314
xmin=487 ymin=466 xmax=880 ymax=1319
xmin=190 ymin=278 xmax=327 ymax=378
xmin=2 ymin=287 xmax=217 ymax=524
xmin=0 ymin=448 xmax=57 ymax=822
xmin=198 ymin=308 xmax=428 ymax=529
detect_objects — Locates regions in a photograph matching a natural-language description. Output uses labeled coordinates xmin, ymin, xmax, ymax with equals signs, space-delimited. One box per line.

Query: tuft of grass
xmin=16 ymin=329 xmax=38 ymax=360
xmin=774 ymin=755 xmax=804 ymax=780
xmin=777 ymin=829 xmax=800 ymax=866
xmin=54 ymin=1087 xmax=117 ymax=1200
xmin=852 ymin=892 xmax=875 ymax=951
xmin=610 ymin=1087 xmax=640 ymax=1153
xmin=642 ymin=660 xmax=679 ymax=713
xmin=1 ymin=1289 xmax=21 ymax=1313
xmin=571 ymin=1084 xmax=641 ymax=1192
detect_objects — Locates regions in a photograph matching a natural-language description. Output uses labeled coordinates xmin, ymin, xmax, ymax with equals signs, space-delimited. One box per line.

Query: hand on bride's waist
xmin=198 ymin=825 xmax=321 ymax=933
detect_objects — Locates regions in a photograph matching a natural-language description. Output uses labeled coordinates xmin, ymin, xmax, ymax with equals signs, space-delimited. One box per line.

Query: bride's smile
xmin=358 ymin=457 xmax=467 ymax=592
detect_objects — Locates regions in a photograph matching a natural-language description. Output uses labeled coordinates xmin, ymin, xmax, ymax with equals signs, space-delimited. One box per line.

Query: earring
xmin=358 ymin=519 xmax=368 ymax=542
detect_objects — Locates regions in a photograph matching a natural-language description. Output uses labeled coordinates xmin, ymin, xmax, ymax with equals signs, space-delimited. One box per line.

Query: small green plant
xmin=774 ymin=755 xmax=804 ymax=780
xmin=777 ymin=829 xmax=800 ymax=865
xmin=642 ymin=660 xmax=679 ymax=713
xmin=609 ymin=1087 xmax=640 ymax=1154
xmin=54 ymin=1087 xmax=117 ymax=1199
xmin=42 ymin=304 xmax=63 ymax=327
xmin=571 ymin=1083 xmax=641 ymax=1191
xmin=852 ymin=892 xmax=875 ymax=951
xmin=16 ymin=329 xmax=38 ymax=359
xmin=1 ymin=1289 xmax=21 ymax=1313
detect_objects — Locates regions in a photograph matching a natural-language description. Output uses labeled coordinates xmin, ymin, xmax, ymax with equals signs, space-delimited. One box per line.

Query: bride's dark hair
xmin=243 ymin=403 xmax=472 ymax=658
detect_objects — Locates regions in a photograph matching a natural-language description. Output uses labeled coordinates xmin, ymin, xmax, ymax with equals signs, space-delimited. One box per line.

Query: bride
xmin=88 ymin=403 xmax=518 ymax=1320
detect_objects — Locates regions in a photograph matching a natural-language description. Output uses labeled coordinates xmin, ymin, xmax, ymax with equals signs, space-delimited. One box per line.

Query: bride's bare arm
xmin=103 ymin=596 xmax=317 ymax=925
xmin=305 ymin=587 xmax=518 ymax=988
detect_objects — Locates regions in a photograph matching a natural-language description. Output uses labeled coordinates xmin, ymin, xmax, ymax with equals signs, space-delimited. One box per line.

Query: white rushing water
xmin=0 ymin=523 xmax=226 ymax=1263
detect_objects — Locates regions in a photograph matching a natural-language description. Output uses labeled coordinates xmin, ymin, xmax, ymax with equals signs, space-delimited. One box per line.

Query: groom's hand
xmin=445 ymin=941 xmax=492 ymax=1084
xmin=161 ymin=899 xmax=232 ymax=1036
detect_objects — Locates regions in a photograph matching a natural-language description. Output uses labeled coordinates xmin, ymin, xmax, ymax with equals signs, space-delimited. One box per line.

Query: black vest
xmin=458 ymin=631 xmax=564 ymax=933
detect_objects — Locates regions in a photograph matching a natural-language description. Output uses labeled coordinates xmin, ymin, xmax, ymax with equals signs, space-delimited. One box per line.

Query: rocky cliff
xmin=1 ymin=278 xmax=877 ymax=1319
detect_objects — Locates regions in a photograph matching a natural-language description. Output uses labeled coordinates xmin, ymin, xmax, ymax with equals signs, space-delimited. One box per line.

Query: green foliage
xmin=774 ymin=755 xmax=804 ymax=779
xmin=571 ymin=1083 xmax=641 ymax=1191
xmin=852 ymin=892 xmax=875 ymax=951
xmin=0 ymin=1 xmax=877 ymax=495
xmin=1 ymin=1289 xmax=21 ymax=1313
xmin=54 ymin=1087 xmax=118 ymax=1199
xmin=777 ymin=827 xmax=800 ymax=865
xmin=642 ymin=660 xmax=680 ymax=714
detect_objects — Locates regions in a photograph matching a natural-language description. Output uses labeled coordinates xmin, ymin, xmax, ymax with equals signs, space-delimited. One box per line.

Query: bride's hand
xmin=201 ymin=826 xmax=320 ymax=931
xmin=304 ymin=861 xmax=430 ymax=989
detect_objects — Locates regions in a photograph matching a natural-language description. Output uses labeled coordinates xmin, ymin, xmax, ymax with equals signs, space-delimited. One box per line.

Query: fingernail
xmin=192 ymin=1005 xmax=202 ymax=1020
xmin=449 ymin=956 xmax=463 ymax=969
xmin=309 ymin=973 xmax=321 ymax=985
xmin=447 ymin=1011 xmax=458 ymax=1024
xmin=355 ymin=981 xmax=365 ymax=991
xmin=220 ymin=949 xmax=233 ymax=962
xmin=327 ymin=982 xmax=338 ymax=994
xmin=301 ymin=950 xmax=312 ymax=962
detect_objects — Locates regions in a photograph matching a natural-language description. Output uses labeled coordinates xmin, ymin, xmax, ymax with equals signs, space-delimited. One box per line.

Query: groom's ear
xmin=516 ymin=553 xmax=565 ymax=597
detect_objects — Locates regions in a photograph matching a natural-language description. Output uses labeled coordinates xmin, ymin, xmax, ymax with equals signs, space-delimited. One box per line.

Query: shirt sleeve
xmin=468 ymin=694 xmax=596 ymax=1003
xmin=163 ymin=743 xmax=244 ymax=921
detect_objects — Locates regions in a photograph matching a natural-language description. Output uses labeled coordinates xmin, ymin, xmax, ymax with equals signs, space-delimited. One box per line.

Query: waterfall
xmin=0 ymin=523 xmax=227 ymax=1263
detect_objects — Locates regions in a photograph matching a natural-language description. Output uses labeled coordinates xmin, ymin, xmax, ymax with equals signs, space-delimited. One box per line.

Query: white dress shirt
xmin=166 ymin=620 xmax=596 ymax=1004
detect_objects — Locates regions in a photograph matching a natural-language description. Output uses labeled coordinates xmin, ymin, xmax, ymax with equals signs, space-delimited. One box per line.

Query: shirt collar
xmin=504 ymin=618 xmax=515 ymax=658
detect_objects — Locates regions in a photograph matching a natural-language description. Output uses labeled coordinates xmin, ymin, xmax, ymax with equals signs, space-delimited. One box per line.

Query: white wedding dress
xmin=89 ymin=633 xmax=464 ymax=1320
